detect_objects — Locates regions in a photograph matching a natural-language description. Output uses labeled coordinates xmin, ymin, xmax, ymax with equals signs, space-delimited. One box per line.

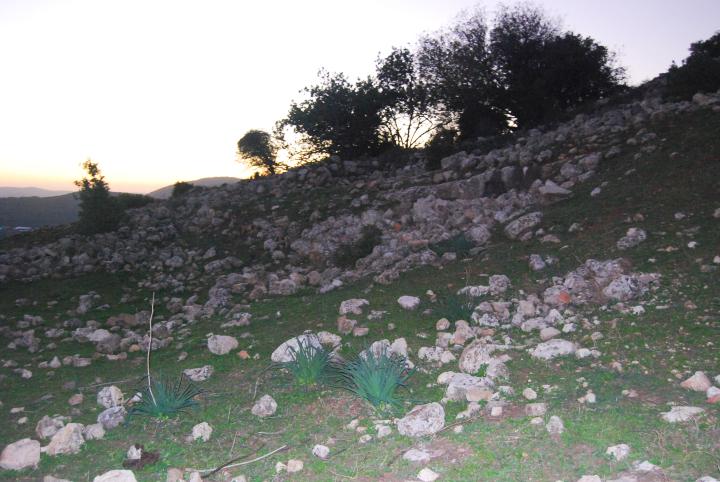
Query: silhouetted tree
xmin=237 ymin=129 xmax=281 ymax=176
xmin=665 ymin=31 xmax=720 ymax=100
xmin=74 ymin=160 xmax=123 ymax=235
xmin=277 ymin=70 xmax=387 ymax=162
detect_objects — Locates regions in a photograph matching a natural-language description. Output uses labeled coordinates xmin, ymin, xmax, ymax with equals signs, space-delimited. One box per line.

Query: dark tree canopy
xmin=665 ymin=31 xmax=720 ymax=100
xmin=74 ymin=160 xmax=123 ymax=235
xmin=237 ymin=129 xmax=281 ymax=176
xmin=278 ymin=71 xmax=387 ymax=161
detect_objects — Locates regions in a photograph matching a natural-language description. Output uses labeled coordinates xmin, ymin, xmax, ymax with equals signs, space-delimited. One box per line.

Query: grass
xmin=0 ymin=108 xmax=719 ymax=480
xmin=279 ymin=338 xmax=336 ymax=388
xmin=127 ymin=375 xmax=203 ymax=420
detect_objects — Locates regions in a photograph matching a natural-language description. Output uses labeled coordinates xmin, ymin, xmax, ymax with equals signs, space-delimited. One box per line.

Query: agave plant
xmin=128 ymin=374 xmax=203 ymax=419
xmin=338 ymin=348 xmax=414 ymax=413
xmin=281 ymin=337 xmax=336 ymax=388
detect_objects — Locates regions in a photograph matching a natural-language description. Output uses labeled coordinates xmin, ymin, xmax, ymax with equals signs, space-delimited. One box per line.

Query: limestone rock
xmin=397 ymin=295 xmax=421 ymax=310
xmin=0 ymin=438 xmax=41 ymax=470
xmin=207 ymin=335 xmax=238 ymax=355
xmin=530 ymin=339 xmax=576 ymax=360
xmin=680 ymin=371 xmax=712 ymax=392
xmin=93 ymin=470 xmax=138 ymax=482
xmin=97 ymin=386 xmax=124 ymax=408
xmin=183 ymin=365 xmax=214 ymax=382
xmin=98 ymin=406 xmax=127 ymax=430
xmin=312 ymin=444 xmax=329 ymax=459
xmin=339 ymin=298 xmax=369 ymax=315
xmin=35 ymin=415 xmax=67 ymax=440
xmin=192 ymin=422 xmax=213 ymax=442
xmin=505 ymin=212 xmax=542 ymax=240
xmin=251 ymin=395 xmax=277 ymax=417
xmin=418 ymin=467 xmax=440 ymax=481
xmin=45 ymin=423 xmax=85 ymax=456
xmin=661 ymin=406 xmax=705 ymax=423
xmin=397 ymin=403 xmax=445 ymax=437
xmin=271 ymin=334 xmax=322 ymax=363
xmin=606 ymin=444 xmax=630 ymax=461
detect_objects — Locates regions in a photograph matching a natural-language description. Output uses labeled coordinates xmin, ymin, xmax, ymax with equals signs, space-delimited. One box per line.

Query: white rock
xmin=706 ymin=386 xmax=720 ymax=399
xmin=606 ymin=443 xmax=630 ymax=461
xmin=522 ymin=388 xmax=537 ymax=400
xmin=403 ymin=448 xmax=430 ymax=463
xmin=45 ymin=423 xmax=85 ymax=456
xmin=251 ymin=395 xmax=277 ymax=417
xmin=546 ymin=415 xmax=564 ymax=435
xmin=270 ymin=334 xmax=322 ymax=363
xmin=312 ymin=444 xmax=329 ymax=459
xmin=397 ymin=403 xmax=445 ymax=437
xmin=696 ymin=477 xmax=720 ymax=482
xmin=525 ymin=403 xmax=547 ymax=417
xmin=35 ymin=415 xmax=66 ymax=440
xmin=83 ymin=423 xmax=105 ymax=440
xmin=418 ymin=467 xmax=440 ymax=481
xmin=207 ymin=335 xmax=239 ymax=355
xmin=680 ymin=371 xmax=712 ymax=392
xmin=530 ymin=339 xmax=576 ymax=360
xmin=661 ymin=406 xmax=705 ymax=422
xmin=191 ymin=422 xmax=213 ymax=442
xmin=339 ymin=299 xmax=369 ymax=315
xmin=577 ymin=476 xmax=601 ymax=482
xmin=539 ymin=327 xmax=561 ymax=341
xmin=286 ymin=459 xmax=303 ymax=473
xmin=126 ymin=445 xmax=142 ymax=460
xmin=93 ymin=470 xmax=138 ymax=482
xmin=0 ymin=438 xmax=41 ymax=470
xmin=97 ymin=386 xmax=124 ymax=408
xmin=183 ymin=365 xmax=214 ymax=382
xmin=398 ymin=296 xmax=421 ymax=310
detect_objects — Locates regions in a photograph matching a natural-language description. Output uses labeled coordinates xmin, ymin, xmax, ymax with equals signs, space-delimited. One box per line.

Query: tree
xmin=74 ymin=160 xmax=123 ymax=235
xmin=665 ymin=32 xmax=720 ymax=100
xmin=376 ymin=47 xmax=439 ymax=149
xmin=237 ymin=129 xmax=281 ymax=176
xmin=490 ymin=3 xmax=623 ymax=127
xmin=277 ymin=70 xmax=387 ymax=162
xmin=417 ymin=9 xmax=508 ymax=140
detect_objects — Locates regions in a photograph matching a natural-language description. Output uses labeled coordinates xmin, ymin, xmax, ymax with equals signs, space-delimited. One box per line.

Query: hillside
xmin=0 ymin=187 xmax=72 ymax=198
xmin=0 ymin=193 xmax=79 ymax=228
xmin=0 ymin=91 xmax=719 ymax=481
xmin=146 ymin=177 xmax=242 ymax=199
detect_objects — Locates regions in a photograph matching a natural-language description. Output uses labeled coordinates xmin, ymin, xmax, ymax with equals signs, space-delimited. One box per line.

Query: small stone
xmin=126 ymin=445 xmax=142 ymax=460
xmin=93 ymin=470 xmax=138 ymax=482
xmin=207 ymin=335 xmax=239 ymax=355
xmin=97 ymin=386 xmax=124 ymax=408
xmin=68 ymin=393 xmax=84 ymax=406
xmin=397 ymin=403 xmax=445 ymax=437
xmin=539 ymin=327 xmax=561 ymax=341
xmin=490 ymin=406 xmax=503 ymax=417
xmin=35 ymin=415 xmax=66 ymax=440
xmin=191 ymin=422 xmax=213 ymax=442
xmin=251 ymin=395 xmax=277 ymax=417
xmin=525 ymin=403 xmax=547 ymax=417
xmin=359 ymin=434 xmax=372 ymax=444
xmin=83 ymin=423 xmax=105 ymax=440
xmin=530 ymin=339 xmax=576 ymax=360
xmin=286 ymin=459 xmax=303 ymax=473
xmin=376 ymin=425 xmax=392 ymax=438
xmin=183 ymin=365 xmax=214 ymax=382
xmin=98 ymin=406 xmax=127 ymax=430
xmin=606 ymin=443 xmax=630 ymax=461
xmin=577 ymin=476 xmax=601 ymax=482
xmin=546 ymin=415 xmax=564 ymax=435
xmin=436 ymin=318 xmax=450 ymax=331
xmin=339 ymin=299 xmax=369 ymax=315
xmin=312 ymin=444 xmax=329 ymax=459
xmin=522 ymin=388 xmax=537 ymax=400
xmin=353 ymin=326 xmax=369 ymax=337
xmin=418 ymin=467 xmax=440 ymax=481
xmin=403 ymin=448 xmax=430 ymax=463
xmin=398 ymin=296 xmax=421 ymax=310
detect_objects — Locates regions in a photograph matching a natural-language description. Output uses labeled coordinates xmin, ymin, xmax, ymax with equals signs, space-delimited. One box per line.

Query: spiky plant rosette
xmin=128 ymin=374 xmax=203 ymax=420
xmin=280 ymin=337 xmax=337 ymax=388
xmin=440 ymin=293 xmax=475 ymax=322
xmin=338 ymin=347 xmax=414 ymax=414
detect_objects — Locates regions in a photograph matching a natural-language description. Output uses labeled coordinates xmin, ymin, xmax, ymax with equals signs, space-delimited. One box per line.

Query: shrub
xmin=438 ymin=293 xmax=475 ymax=323
xmin=280 ymin=338 xmax=336 ymax=388
xmin=429 ymin=233 xmax=474 ymax=256
xmin=664 ymin=32 xmax=720 ymax=100
xmin=338 ymin=348 xmax=413 ymax=413
xmin=171 ymin=181 xmax=194 ymax=198
xmin=334 ymin=225 xmax=383 ymax=268
xmin=116 ymin=193 xmax=153 ymax=210
xmin=74 ymin=160 xmax=124 ymax=235
xmin=424 ymin=127 xmax=458 ymax=171
xmin=128 ymin=375 xmax=203 ymax=420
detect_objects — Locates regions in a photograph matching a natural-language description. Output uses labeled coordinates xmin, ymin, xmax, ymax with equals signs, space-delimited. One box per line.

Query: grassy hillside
xmin=0 ymin=108 xmax=718 ymax=481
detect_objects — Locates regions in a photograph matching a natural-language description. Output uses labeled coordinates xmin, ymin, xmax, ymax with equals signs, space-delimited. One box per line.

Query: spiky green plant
xmin=439 ymin=293 xmax=475 ymax=322
xmin=281 ymin=338 xmax=336 ymax=388
xmin=128 ymin=375 xmax=203 ymax=419
xmin=339 ymin=348 xmax=414 ymax=413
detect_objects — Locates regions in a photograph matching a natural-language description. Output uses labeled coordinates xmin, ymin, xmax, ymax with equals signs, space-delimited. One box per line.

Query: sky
xmin=0 ymin=0 xmax=718 ymax=194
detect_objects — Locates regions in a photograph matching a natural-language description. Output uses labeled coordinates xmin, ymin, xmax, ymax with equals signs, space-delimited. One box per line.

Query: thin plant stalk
xmin=146 ymin=292 xmax=157 ymax=406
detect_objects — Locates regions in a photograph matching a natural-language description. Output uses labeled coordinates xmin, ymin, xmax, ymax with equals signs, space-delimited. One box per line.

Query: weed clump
xmin=280 ymin=338 xmax=336 ymax=388
xmin=438 ymin=293 xmax=476 ymax=322
xmin=339 ymin=348 xmax=413 ymax=413
xmin=128 ymin=375 xmax=203 ymax=420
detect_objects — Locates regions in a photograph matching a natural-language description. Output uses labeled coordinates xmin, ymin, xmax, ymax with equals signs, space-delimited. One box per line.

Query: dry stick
xmin=189 ymin=444 xmax=287 ymax=475
xmin=146 ymin=292 xmax=157 ymax=406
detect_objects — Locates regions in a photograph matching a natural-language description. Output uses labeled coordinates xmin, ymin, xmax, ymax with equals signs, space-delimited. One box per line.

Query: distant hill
xmin=147 ymin=177 xmax=241 ymax=199
xmin=0 ymin=193 xmax=79 ymax=228
xmin=0 ymin=186 xmax=72 ymax=197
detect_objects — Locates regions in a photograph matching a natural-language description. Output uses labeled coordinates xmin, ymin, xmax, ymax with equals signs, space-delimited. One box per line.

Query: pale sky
xmin=0 ymin=0 xmax=718 ymax=193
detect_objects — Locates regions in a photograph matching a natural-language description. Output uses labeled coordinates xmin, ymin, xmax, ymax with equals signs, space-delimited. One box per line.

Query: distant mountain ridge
xmin=0 ymin=193 xmax=79 ymax=228
xmin=147 ymin=177 xmax=241 ymax=199
xmin=0 ymin=186 xmax=72 ymax=197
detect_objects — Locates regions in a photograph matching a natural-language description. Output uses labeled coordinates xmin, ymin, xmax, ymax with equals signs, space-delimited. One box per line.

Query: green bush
xmin=74 ymin=160 xmax=124 ymax=235
xmin=279 ymin=338 xmax=336 ymax=388
xmin=128 ymin=375 xmax=203 ymax=420
xmin=664 ymin=32 xmax=720 ymax=100
xmin=338 ymin=348 xmax=413 ymax=413
xmin=334 ymin=225 xmax=383 ymax=268
xmin=429 ymin=233 xmax=475 ymax=256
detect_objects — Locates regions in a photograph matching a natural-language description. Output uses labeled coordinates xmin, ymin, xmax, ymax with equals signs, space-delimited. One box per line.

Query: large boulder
xmin=0 ymin=438 xmax=41 ymax=470
xmin=530 ymin=339 xmax=577 ymax=360
xmin=397 ymin=403 xmax=445 ymax=437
